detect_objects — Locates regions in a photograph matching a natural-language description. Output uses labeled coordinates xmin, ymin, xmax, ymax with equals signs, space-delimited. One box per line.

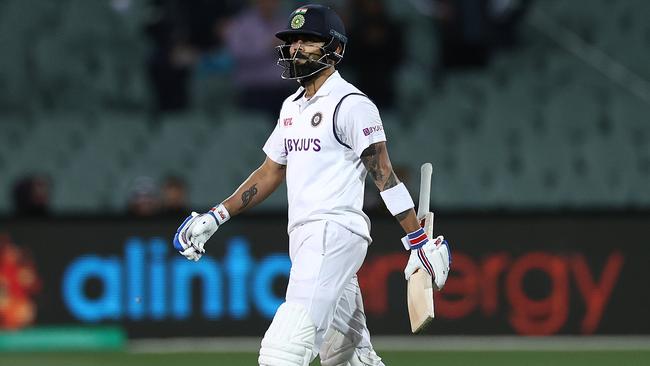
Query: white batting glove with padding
xmin=403 ymin=231 xmax=451 ymax=290
xmin=173 ymin=204 xmax=230 ymax=261
xmin=173 ymin=212 xmax=204 ymax=261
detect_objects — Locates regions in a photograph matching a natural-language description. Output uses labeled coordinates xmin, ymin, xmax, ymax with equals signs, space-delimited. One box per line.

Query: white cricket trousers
xmin=286 ymin=220 xmax=375 ymax=356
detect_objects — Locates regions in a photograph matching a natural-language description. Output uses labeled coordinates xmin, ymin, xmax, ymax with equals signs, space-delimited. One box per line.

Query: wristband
xmin=209 ymin=203 xmax=230 ymax=225
xmin=406 ymin=227 xmax=429 ymax=250
xmin=379 ymin=183 xmax=414 ymax=216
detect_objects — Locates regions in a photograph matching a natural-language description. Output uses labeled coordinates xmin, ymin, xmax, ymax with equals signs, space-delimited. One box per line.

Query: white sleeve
xmin=262 ymin=120 xmax=287 ymax=165
xmin=337 ymin=96 xmax=387 ymax=157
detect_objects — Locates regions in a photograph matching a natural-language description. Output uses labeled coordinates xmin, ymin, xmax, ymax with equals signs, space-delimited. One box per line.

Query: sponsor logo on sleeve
xmin=283 ymin=118 xmax=293 ymax=127
xmin=363 ymin=125 xmax=383 ymax=136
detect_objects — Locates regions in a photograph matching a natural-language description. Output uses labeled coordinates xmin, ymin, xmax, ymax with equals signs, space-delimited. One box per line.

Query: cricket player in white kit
xmin=173 ymin=4 xmax=451 ymax=365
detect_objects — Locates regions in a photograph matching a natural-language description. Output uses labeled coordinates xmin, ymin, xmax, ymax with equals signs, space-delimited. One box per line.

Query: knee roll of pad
xmin=259 ymin=302 xmax=316 ymax=366
xmin=349 ymin=348 xmax=385 ymax=366
xmin=320 ymin=328 xmax=356 ymax=366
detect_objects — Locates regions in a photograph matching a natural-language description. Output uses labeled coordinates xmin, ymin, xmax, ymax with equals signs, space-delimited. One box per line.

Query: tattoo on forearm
xmin=240 ymin=184 xmax=258 ymax=209
xmin=383 ymin=172 xmax=399 ymax=190
xmin=361 ymin=143 xmax=399 ymax=190
xmin=361 ymin=144 xmax=383 ymax=183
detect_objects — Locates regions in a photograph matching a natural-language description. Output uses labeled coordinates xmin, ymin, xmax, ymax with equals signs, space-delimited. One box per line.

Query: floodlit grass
xmin=2 ymin=351 xmax=650 ymax=366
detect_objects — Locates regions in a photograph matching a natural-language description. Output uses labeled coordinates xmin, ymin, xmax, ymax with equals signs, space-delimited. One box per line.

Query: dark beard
xmin=290 ymin=51 xmax=326 ymax=82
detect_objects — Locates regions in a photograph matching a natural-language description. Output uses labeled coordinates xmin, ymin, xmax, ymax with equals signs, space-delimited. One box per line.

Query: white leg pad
xmin=349 ymin=348 xmax=385 ymax=366
xmin=259 ymin=302 xmax=316 ymax=366
xmin=320 ymin=328 xmax=356 ymax=366
xmin=320 ymin=328 xmax=384 ymax=366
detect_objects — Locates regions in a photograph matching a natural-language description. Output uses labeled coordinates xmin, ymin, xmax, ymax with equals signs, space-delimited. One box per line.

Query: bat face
xmin=407 ymin=211 xmax=435 ymax=333
xmin=407 ymin=269 xmax=434 ymax=333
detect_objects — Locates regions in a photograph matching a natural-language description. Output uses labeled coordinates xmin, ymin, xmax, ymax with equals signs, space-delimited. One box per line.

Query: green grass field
xmin=2 ymin=351 xmax=650 ymax=366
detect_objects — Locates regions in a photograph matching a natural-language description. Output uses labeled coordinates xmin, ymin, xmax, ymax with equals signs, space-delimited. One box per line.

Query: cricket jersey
xmin=263 ymin=71 xmax=386 ymax=241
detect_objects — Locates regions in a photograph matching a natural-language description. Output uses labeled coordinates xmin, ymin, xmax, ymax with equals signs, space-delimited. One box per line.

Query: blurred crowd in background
xmin=143 ymin=0 xmax=528 ymax=115
xmin=3 ymin=0 xmax=531 ymax=217
xmin=10 ymin=173 xmax=188 ymax=217
xmin=4 ymin=0 xmax=649 ymax=217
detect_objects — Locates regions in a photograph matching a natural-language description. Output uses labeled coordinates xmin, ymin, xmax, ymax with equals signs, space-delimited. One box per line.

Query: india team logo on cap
xmin=290 ymin=8 xmax=308 ymax=29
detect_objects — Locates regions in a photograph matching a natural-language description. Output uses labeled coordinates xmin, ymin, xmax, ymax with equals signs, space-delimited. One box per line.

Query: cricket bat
xmin=407 ymin=162 xmax=435 ymax=333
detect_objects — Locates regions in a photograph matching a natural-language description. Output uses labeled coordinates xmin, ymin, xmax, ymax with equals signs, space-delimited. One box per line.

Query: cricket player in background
xmin=173 ymin=4 xmax=451 ymax=366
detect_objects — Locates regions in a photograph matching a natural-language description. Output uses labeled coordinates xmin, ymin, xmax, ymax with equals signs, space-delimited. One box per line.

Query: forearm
xmin=361 ymin=142 xmax=421 ymax=234
xmin=377 ymin=174 xmax=420 ymax=233
xmin=222 ymin=159 xmax=285 ymax=216
xmin=368 ymin=160 xmax=421 ymax=233
xmin=396 ymin=208 xmax=421 ymax=233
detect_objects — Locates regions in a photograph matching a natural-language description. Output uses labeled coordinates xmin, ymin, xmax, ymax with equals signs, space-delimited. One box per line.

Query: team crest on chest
xmin=311 ymin=112 xmax=323 ymax=127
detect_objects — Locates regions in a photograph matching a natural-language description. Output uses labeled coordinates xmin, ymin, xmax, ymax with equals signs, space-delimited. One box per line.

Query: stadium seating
xmin=1 ymin=0 xmax=649 ymax=213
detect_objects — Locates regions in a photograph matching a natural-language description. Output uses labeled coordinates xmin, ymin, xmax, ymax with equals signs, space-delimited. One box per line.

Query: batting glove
xmin=173 ymin=204 xmax=230 ymax=261
xmin=403 ymin=231 xmax=452 ymax=290
xmin=173 ymin=212 xmax=204 ymax=261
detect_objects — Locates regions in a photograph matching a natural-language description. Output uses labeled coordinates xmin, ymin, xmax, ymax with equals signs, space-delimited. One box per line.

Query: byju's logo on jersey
xmin=284 ymin=138 xmax=321 ymax=153
xmin=363 ymin=125 xmax=383 ymax=136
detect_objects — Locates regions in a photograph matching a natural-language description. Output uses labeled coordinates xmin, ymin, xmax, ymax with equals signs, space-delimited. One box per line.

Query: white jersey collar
xmin=293 ymin=70 xmax=342 ymax=103
xmin=312 ymin=70 xmax=342 ymax=98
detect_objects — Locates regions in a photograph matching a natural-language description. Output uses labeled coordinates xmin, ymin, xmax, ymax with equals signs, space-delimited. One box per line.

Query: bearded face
xmin=291 ymin=46 xmax=325 ymax=79
xmin=276 ymin=36 xmax=337 ymax=82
